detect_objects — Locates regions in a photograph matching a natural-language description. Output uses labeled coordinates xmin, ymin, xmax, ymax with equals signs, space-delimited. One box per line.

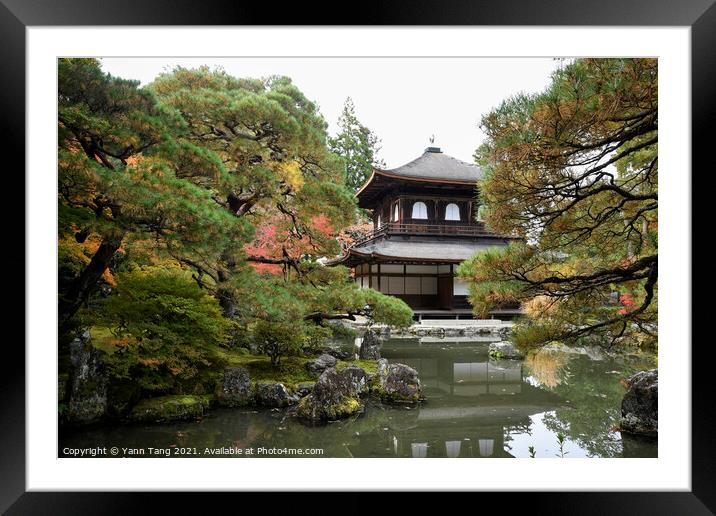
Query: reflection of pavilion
xmin=348 ymin=339 xmax=564 ymax=458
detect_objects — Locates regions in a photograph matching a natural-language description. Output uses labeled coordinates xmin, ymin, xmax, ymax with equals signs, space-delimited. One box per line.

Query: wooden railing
xmin=352 ymin=222 xmax=492 ymax=246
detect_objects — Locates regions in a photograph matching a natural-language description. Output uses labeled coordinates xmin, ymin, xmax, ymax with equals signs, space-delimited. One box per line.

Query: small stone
xmin=306 ymin=354 xmax=338 ymax=376
xmin=296 ymin=383 xmax=315 ymax=397
xmin=256 ymin=383 xmax=295 ymax=408
xmin=488 ymin=341 xmax=523 ymax=360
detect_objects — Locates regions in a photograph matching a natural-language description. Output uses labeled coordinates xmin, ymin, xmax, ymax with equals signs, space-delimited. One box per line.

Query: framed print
xmin=3 ymin=0 xmax=713 ymax=513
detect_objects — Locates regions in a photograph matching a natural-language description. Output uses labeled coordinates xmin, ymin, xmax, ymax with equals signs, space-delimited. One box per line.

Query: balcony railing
xmin=352 ymin=221 xmax=495 ymax=246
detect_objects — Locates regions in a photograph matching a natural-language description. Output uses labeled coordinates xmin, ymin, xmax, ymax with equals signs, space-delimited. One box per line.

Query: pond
xmin=59 ymin=337 xmax=658 ymax=458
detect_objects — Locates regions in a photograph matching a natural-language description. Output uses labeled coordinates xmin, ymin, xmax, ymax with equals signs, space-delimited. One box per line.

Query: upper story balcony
xmin=351 ymin=221 xmax=499 ymax=246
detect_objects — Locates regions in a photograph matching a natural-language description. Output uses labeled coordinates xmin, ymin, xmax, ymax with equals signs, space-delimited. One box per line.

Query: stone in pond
xmin=620 ymin=369 xmax=658 ymax=436
xmin=374 ymin=359 xmax=423 ymax=404
xmin=256 ymin=383 xmax=296 ymax=407
xmin=488 ymin=341 xmax=523 ymax=360
xmin=128 ymin=395 xmax=211 ymax=423
xmin=359 ymin=329 xmax=382 ymax=360
xmin=67 ymin=331 xmax=108 ymax=425
xmin=296 ymin=367 xmax=363 ymax=423
xmin=216 ymin=367 xmax=254 ymax=407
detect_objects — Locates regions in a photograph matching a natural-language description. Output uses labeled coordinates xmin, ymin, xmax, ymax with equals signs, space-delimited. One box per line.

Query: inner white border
xmin=27 ymin=27 xmax=690 ymax=491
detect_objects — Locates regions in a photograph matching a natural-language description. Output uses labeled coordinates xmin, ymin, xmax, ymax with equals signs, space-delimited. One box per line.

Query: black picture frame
xmin=3 ymin=0 xmax=711 ymax=513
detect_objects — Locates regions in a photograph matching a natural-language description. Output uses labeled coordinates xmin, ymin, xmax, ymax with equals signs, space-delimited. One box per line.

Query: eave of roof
xmin=331 ymin=238 xmax=509 ymax=265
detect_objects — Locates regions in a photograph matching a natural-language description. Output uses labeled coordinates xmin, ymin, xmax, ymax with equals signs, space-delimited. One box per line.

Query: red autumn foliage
xmin=618 ymin=293 xmax=635 ymax=315
xmin=244 ymin=213 xmax=339 ymax=275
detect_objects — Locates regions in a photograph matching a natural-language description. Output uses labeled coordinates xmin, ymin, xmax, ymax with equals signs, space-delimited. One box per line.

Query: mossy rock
xmin=336 ymin=358 xmax=379 ymax=376
xmin=128 ymin=395 xmax=211 ymax=423
xmin=371 ymin=360 xmax=424 ymax=404
xmin=296 ymin=393 xmax=361 ymax=422
xmin=295 ymin=367 xmax=364 ymax=423
xmin=215 ymin=366 xmax=255 ymax=407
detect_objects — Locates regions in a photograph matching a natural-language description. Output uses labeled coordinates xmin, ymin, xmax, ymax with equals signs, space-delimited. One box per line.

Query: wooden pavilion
xmin=330 ymin=146 xmax=520 ymax=319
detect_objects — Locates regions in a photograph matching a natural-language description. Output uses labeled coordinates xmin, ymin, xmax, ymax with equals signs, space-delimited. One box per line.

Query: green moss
xmin=128 ymin=394 xmax=210 ymax=423
xmin=214 ymin=349 xmax=317 ymax=392
xmin=297 ymin=394 xmax=360 ymax=421
xmin=328 ymin=397 xmax=360 ymax=419
xmin=336 ymin=359 xmax=379 ymax=375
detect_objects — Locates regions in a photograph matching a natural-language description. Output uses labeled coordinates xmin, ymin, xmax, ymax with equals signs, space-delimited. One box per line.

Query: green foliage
xmin=99 ymin=267 xmax=230 ymax=393
xmin=58 ymin=61 xmax=411 ymax=396
xmin=329 ymin=97 xmax=385 ymax=191
xmin=148 ymin=66 xmax=357 ymax=316
xmin=464 ymin=58 xmax=658 ymax=349
xmin=253 ymin=319 xmax=309 ymax=367
xmin=58 ymin=58 xmax=248 ymax=331
xmin=360 ymin=289 xmax=414 ymax=328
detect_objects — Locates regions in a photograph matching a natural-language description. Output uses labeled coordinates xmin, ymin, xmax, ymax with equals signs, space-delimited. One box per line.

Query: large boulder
xmin=342 ymin=365 xmax=369 ymax=395
xmin=374 ymin=359 xmax=423 ymax=404
xmin=256 ymin=383 xmax=297 ymax=408
xmin=296 ymin=367 xmax=363 ymax=423
xmin=128 ymin=395 xmax=211 ymax=423
xmin=358 ymin=330 xmax=382 ymax=360
xmin=488 ymin=341 xmax=523 ymax=360
xmin=306 ymin=354 xmax=337 ymax=376
xmin=216 ymin=367 xmax=254 ymax=407
xmin=620 ymin=369 xmax=658 ymax=436
xmin=67 ymin=331 xmax=108 ymax=425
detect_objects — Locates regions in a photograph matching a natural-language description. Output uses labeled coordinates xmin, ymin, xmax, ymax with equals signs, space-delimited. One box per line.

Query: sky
xmin=100 ymin=57 xmax=562 ymax=169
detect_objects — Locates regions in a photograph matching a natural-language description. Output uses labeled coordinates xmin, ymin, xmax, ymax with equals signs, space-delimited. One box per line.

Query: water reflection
xmin=59 ymin=337 xmax=657 ymax=458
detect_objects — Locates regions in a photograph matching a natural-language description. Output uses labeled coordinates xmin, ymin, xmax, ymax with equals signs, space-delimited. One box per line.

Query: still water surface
xmin=60 ymin=337 xmax=657 ymax=458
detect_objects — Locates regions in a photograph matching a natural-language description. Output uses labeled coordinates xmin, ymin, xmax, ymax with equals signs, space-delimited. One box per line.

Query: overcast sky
xmin=100 ymin=57 xmax=561 ymax=168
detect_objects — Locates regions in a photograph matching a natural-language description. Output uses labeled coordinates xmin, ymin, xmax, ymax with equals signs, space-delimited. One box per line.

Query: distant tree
xmin=458 ymin=58 xmax=657 ymax=349
xmin=329 ymin=97 xmax=385 ymax=192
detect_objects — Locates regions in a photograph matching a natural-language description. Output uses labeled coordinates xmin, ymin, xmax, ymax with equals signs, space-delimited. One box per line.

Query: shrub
xmin=99 ymin=266 xmax=229 ymax=393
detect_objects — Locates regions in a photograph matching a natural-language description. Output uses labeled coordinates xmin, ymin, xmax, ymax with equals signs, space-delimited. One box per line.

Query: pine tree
xmin=58 ymin=58 xmax=244 ymax=333
xmin=458 ymin=58 xmax=658 ymax=349
xmin=329 ymin=97 xmax=385 ymax=192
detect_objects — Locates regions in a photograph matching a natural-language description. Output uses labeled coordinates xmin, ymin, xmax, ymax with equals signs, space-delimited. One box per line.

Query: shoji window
xmin=411 ymin=201 xmax=428 ymax=219
xmin=445 ymin=203 xmax=460 ymax=221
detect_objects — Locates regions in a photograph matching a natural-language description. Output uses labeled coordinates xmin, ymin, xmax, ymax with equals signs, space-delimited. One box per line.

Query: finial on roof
xmin=426 ymin=134 xmax=441 ymax=153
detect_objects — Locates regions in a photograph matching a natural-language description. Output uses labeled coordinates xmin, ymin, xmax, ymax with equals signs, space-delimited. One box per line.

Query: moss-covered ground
xmin=86 ymin=326 xmax=379 ymax=402
xmin=214 ymin=348 xmax=379 ymax=393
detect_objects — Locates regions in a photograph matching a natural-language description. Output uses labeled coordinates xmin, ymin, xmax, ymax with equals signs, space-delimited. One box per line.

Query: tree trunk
xmin=59 ymin=232 xmax=124 ymax=334
xmin=216 ymin=286 xmax=237 ymax=318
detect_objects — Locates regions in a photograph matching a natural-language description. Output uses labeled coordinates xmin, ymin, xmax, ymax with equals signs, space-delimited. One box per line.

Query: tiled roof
xmin=375 ymin=147 xmax=482 ymax=183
